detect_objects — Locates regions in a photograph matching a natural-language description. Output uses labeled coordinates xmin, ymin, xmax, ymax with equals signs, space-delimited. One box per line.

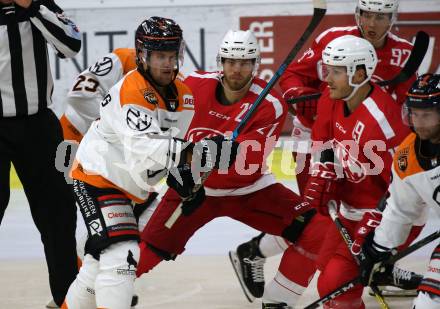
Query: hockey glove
xmin=181 ymin=187 xmax=206 ymax=216
xmin=351 ymin=210 xmax=382 ymax=255
xmin=303 ymin=162 xmax=341 ymax=216
xmin=283 ymin=86 xmax=318 ymax=126
xmin=166 ymin=163 xmax=206 ymax=216
xmin=282 ymin=207 xmax=316 ymax=243
xmin=167 ymin=163 xmax=198 ymax=198
xmin=359 ymin=233 xmax=392 ymax=286
xmin=192 ymin=135 xmax=239 ymax=170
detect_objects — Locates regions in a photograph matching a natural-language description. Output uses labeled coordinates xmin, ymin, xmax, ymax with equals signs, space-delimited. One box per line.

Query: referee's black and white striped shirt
xmin=0 ymin=0 xmax=81 ymax=117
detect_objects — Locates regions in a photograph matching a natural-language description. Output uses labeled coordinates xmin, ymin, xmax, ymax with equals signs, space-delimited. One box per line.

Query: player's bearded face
xmin=222 ymin=58 xmax=254 ymax=91
xmin=359 ymin=11 xmax=392 ymax=44
xmin=323 ymin=65 xmax=352 ymax=99
xmin=145 ymin=50 xmax=177 ymax=86
xmin=409 ymin=107 xmax=440 ymax=143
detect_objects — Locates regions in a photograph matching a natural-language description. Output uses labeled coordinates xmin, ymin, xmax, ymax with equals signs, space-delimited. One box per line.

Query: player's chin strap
xmin=342 ymin=76 xmax=370 ymax=102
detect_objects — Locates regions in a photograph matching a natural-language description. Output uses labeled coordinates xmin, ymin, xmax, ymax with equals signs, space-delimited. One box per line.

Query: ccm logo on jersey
xmin=183 ymin=95 xmax=194 ymax=108
xmin=126 ymin=107 xmax=153 ymax=131
xmin=209 ymin=110 xmax=231 ymax=120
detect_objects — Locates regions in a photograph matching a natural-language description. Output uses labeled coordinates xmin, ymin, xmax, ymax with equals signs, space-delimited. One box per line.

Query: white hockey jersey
xmin=374 ymin=133 xmax=440 ymax=249
xmin=60 ymin=48 xmax=137 ymax=142
xmin=71 ymin=69 xmax=194 ymax=202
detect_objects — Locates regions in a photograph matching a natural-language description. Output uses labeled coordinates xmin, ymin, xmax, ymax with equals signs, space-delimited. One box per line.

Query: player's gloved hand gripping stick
xmin=304 ymin=203 xmax=440 ymax=309
xmin=327 ymin=200 xmax=390 ymax=309
xmin=164 ymin=0 xmax=328 ymax=229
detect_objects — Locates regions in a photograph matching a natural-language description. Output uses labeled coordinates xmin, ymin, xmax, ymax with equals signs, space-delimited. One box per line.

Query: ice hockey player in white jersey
xmin=60 ymin=48 xmax=137 ymax=143
xmin=361 ymin=73 xmax=440 ymax=309
xmin=61 ymin=17 xmax=195 ymax=309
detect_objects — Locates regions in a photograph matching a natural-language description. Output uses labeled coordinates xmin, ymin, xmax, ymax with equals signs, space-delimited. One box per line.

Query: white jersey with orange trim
xmin=61 ymin=48 xmax=137 ymax=142
xmin=72 ymin=69 xmax=195 ymax=202
xmin=374 ymin=133 xmax=440 ymax=249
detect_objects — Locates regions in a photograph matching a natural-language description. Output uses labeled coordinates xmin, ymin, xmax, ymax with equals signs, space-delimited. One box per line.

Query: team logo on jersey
xmin=143 ymin=89 xmax=158 ymax=105
xmin=90 ymin=57 xmax=113 ymax=76
xmin=397 ymin=148 xmax=409 ymax=172
xmin=186 ymin=127 xmax=226 ymax=142
xmin=126 ymin=108 xmax=152 ymax=131
xmin=333 ymin=140 xmax=367 ymax=183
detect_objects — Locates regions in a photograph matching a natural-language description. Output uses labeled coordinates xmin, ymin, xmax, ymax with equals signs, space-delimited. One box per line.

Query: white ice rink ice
xmin=1 ymin=184 xmax=439 ymax=308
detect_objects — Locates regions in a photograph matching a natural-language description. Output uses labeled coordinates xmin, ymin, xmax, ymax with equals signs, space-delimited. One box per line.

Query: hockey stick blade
xmin=304 ymin=229 xmax=440 ymax=309
xmin=287 ymin=30 xmax=430 ymax=104
xmin=164 ymin=0 xmax=327 ymax=229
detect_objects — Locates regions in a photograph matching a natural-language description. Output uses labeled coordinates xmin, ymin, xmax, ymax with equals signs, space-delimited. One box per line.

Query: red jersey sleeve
xmin=279 ymin=39 xmax=324 ymax=95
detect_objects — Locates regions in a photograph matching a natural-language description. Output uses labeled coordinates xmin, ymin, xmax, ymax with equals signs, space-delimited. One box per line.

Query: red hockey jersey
xmin=311 ymin=84 xmax=411 ymax=217
xmin=184 ymin=71 xmax=287 ymax=192
xmin=280 ymin=26 xmax=415 ymax=129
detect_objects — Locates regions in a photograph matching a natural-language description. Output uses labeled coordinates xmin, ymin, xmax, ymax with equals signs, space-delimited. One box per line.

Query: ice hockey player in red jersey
xmin=261 ymin=35 xmax=413 ymax=308
xmin=361 ymin=73 xmax=440 ymax=309
xmin=135 ymin=30 xmax=316 ymax=290
xmin=230 ymin=0 xmax=422 ymax=302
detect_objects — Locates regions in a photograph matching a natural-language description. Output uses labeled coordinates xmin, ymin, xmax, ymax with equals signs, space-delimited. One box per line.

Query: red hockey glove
xmin=303 ymin=162 xmax=341 ymax=216
xmin=351 ymin=210 xmax=383 ymax=256
xmin=283 ymin=86 xmax=318 ymax=126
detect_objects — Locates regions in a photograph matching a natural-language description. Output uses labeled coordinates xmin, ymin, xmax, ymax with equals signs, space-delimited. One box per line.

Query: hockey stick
xmin=327 ymin=201 xmax=390 ymax=309
xmin=287 ymin=30 xmax=430 ymax=105
xmin=304 ymin=227 xmax=440 ymax=309
xmin=164 ymin=0 xmax=327 ymax=229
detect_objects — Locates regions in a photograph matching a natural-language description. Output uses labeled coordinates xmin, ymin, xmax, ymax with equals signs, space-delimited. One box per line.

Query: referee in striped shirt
xmin=0 ymin=0 xmax=81 ymax=306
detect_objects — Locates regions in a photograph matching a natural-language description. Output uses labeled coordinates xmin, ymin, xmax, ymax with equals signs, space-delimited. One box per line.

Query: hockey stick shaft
xmin=164 ymin=0 xmax=327 ymax=229
xmin=287 ymin=30 xmax=430 ymax=105
xmin=328 ymin=201 xmax=390 ymax=309
xmin=305 ymin=228 xmax=440 ymax=309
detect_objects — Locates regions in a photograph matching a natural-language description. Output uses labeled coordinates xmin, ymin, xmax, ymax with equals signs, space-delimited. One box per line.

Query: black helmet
xmin=135 ymin=17 xmax=184 ymax=69
xmin=406 ymin=73 xmax=440 ymax=109
xmin=403 ymin=73 xmax=440 ymax=129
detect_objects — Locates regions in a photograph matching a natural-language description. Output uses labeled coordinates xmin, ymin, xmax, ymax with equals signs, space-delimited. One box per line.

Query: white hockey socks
xmin=63 ymin=254 xmax=98 ymax=309
xmin=259 ymin=234 xmax=289 ymax=258
xmin=95 ymin=241 xmax=139 ymax=309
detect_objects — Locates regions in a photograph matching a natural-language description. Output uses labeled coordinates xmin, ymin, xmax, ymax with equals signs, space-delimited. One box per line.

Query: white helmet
xmin=357 ymin=0 xmax=399 ymax=13
xmin=355 ymin=0 xmax=399 ymax=40
xmin=321 ymin=35 xmax=377 ymax=100
xmin=217 ymin=30 xmax=261 ymax=75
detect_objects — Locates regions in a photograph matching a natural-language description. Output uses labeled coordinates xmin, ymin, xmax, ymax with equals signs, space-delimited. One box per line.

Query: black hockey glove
xmin=167 ymin=163 xmax=199 ymax=198
xmin=166 ymin=163 xmax=206 ymax=216
xmin=192 ymin=135 xmax=239 ymax=170
xmin=180 ymin=187 xmax=206 ymax=216
xmin=282 ymin=207 xmax=316 ymax=244
xmin=359 ymin=232 xmax=392 ymax=286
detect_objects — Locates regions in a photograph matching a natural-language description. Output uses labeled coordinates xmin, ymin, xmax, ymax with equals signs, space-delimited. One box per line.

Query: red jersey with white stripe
xmin=312 ymin=84 xmax=411 ymax=216
xmin=184 ymin=71 xmax=287 ymax=191
xmin=280 ymin=26 xmax=415 ymax=129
